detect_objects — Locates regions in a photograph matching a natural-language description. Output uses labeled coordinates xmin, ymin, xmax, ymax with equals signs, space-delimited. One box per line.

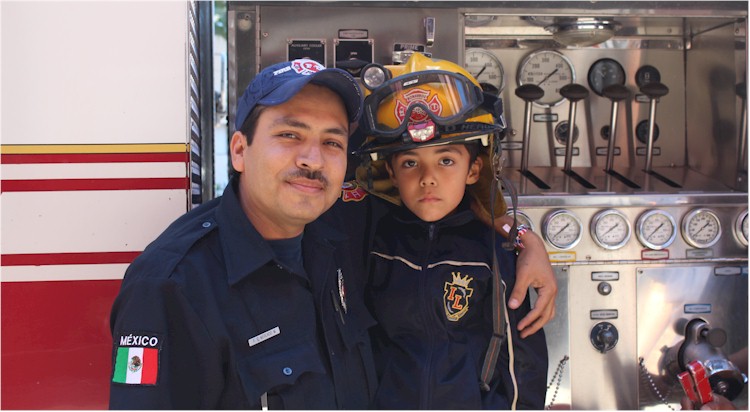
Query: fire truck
xmin=2 ymin=1 xmax=747 ymax=409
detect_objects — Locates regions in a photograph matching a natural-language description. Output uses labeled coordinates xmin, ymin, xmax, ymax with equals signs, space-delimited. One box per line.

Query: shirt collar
xmin=216 ymin=177 xmax=277 ymax=285
xmin=216 ymin=176 xmax=347 ymax=286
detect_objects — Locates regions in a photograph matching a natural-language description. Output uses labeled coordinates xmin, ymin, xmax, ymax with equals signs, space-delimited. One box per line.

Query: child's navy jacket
xmin=365 ymin=197 xmax=548 ymax=409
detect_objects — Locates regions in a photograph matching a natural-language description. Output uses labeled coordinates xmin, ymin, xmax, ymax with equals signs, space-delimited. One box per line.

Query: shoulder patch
xmin=341 ymin=181 xmax=368 ymax=202
xmin=112 ymin=332 xmax=162 ymax=385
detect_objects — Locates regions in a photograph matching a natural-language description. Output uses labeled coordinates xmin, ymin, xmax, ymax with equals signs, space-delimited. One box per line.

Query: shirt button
xmin=202 ymin=221 xmax=211 ymax=228
xmin=282 ymin=367 xmax=293 ymax=376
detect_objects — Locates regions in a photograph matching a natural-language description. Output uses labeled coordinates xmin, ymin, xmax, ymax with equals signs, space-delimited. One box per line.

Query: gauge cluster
xmin=463 ymin=47 xmax=662 ymax=104
xmin=507 ymin=204 xmax=747 ymax=258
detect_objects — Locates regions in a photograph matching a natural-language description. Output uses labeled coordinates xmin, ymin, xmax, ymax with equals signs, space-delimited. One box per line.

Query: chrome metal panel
xmin=637 ymin=264 xmax=748 ymax=410
xmin=686 ymin=20 xmax=747 ymax=190
xmin=255 ymin=5 xmax=460 ymax=72
xmin=542 ymin=266 xmax=572 ymax=409
xmin=462 ymin=11 xmax=746 ymax=192
xmin=546 ymin=262 xmax=749 ymax=409
xmin=506 ymin=192 xmax=749 ymax=263
xmin=567 ymin=263 xmax=638 ymax=410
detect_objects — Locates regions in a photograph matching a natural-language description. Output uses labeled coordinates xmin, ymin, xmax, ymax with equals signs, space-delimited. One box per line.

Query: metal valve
xmin=661 ymin=318 xmax=747 ymax=401
xmin=591 ymin=322 xmax=619 ymax=353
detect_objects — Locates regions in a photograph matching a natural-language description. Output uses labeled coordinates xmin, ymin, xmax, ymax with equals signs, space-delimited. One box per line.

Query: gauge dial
xmin=682 ymin=208 xmax=722 ymax=248
xmin=591 ymin=209 xmax=631 ymax=250
xmin=635 ymin=65 xmax=661 ymax=88
xmin=636 ymin=120 xmax=660 ymax=144
xmin=517 ymin=50 xmax=575 ymax=107
xmin=506 ymin=209 xmax=535 ymax=232
xmin=465 ymin=48 xmax=504 ymax=95
xmin=735 ymin=210 xmax=748 ymax=247
xmin=587 ymin=58 xmax=626 ymax=96
xmin=636 ymin=210 xmax=677 ymax=250
xmin=542 ymin=209 xmax=583 ymax=250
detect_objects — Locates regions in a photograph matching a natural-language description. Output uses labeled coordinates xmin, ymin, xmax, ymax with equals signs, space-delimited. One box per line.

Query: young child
xmin=354 ymin=53 xmax=548 ymax=409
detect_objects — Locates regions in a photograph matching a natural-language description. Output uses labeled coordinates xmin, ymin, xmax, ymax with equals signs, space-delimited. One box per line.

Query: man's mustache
xmin=286 ymin=168 xmax=329 ymax=188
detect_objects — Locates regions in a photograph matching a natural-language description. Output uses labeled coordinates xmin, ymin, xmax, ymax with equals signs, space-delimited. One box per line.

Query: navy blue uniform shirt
xmin=109 ymin=177 xmax=377 ymax=409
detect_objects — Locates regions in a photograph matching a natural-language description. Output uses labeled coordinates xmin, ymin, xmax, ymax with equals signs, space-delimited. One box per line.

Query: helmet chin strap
xmin=479 ymin=130 xmax=519 ymax=404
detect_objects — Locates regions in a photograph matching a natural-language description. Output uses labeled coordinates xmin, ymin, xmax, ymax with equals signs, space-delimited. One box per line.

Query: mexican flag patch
xmin=112 ymin=334 xmax=161 ymax=385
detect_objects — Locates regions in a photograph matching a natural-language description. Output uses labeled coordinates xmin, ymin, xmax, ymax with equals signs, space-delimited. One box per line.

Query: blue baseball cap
xmin=235 ymin=59 xmax=363 ymax=131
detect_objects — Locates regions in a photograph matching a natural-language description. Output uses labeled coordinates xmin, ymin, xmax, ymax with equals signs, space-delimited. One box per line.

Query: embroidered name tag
xmin=248 ymin=327 xmax=280 ymax=347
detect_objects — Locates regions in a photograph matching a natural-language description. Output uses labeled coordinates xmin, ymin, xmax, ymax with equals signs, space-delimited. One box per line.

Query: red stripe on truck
xmin=1 ymin=251 xmax=141 ymax=266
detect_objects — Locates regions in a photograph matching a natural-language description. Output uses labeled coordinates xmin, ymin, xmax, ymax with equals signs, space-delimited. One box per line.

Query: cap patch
xmin=112 ymin=333 xmax=162 ymax=385
xmin=291 ymin=59 xmax=325 ymax=76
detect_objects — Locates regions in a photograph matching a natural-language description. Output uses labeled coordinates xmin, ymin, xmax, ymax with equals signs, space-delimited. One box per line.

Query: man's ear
xmin=466 ymin=156 xmax=482 ymax=185
xmin=384 ymin=159 xmax=398 ymax=187
xmin=229 ymin=131 xmax=247 ymax=172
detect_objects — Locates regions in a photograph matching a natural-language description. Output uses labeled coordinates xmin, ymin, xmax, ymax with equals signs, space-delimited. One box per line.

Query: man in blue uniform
xmin=109 ymin=59 xmax=378 ymax=409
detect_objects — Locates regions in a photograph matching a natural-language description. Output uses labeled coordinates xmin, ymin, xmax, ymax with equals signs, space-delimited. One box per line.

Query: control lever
xmin=602 ymin=84 xmax=629 ymax=172
xmin=516 ymin=84 xmax=544 ymax=173
xmin=560 ymin=83 xmax=588 ymax=172
xmin=736 ymin=82 xmax=747 ymax=186
xmin=513 ymin=85 xmax=551 ymax=190
xmin=424 ymin=17 xmax=435 ymax=47
xmin=679 ymin=360 xmax=715 ymax=408
xmin=639 ymin=82 xmax=681 ymax=188
xmin=559 ymin=83 xmax=596 ymax=189
xmin=602 ymin=84 xmax=640 ymax=189
xmin=639 ymin=82 xmax=669 ymax=173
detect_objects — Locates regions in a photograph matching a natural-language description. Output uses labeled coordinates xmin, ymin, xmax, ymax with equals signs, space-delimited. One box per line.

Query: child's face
xmin=386 ymin=144 xmax=482 ymax=222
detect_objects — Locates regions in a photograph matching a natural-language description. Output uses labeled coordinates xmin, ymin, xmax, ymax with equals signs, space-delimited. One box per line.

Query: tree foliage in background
xmin=214 ymin=1 xmax=227 ymax=39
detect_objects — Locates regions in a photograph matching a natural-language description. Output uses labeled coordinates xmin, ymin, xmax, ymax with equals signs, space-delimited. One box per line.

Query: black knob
xmin=599 ymin=329 xmax=616 ymax=346
xmin=701 ymin=327 xmax=728 ymax=348
xmin=560 ymin=83 xmax=589 ymax=102
xmin=597 ymin=282 xmax=612 ymax=295
xmin=515 ymin=84 xmax=545 ymax=102
xmin=590 ymin=321 xmax=619 ymax=353
xmin=602 ymin=84 xmax=630 ymax=102
xmin=639 ymin=82 xmax=669 ymax=98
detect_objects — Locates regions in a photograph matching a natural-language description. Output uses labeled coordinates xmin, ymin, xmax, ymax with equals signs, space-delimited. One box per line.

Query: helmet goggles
xmin=361 ymin=70 xmax=487 ymax=137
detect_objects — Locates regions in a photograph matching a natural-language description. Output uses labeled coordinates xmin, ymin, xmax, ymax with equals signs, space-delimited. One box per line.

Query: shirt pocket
xmin=236 ymin=335 xmax=328 ymax=405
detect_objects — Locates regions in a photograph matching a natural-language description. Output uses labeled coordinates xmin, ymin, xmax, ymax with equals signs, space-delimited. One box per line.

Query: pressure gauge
xmin=635 ymin=120 xmax=660 ymax=144
xmin=636 ymin=209 xmax=677 ymax=250
xmin=517 ymin=50 xmax=575 ymax=107
xmin=681 ymin=208 xmax=722 ymax=249
xmin=735 ymin=210 xmax=748 ymax=247
xmin=591 ymin=209 xmax=631 ymax=250
xmin=587 ymin=58 xmax=626 ymax=97
xmin=635 ymin=65 xmax=661 ymax=88
xmin=465 ymin=48 xmax=504 ymax=95
xmin=506 ymin=209 xmax=535 ymax=232
xmin=542 ymin=209 xmax=583 ymax=250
